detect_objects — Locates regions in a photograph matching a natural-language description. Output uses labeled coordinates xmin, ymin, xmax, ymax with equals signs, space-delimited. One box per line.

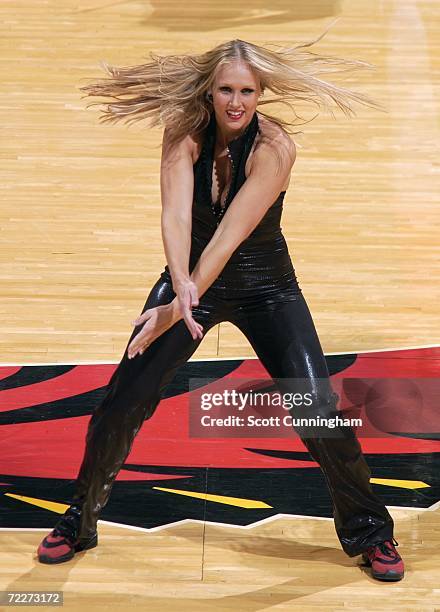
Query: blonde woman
xmin=37 ymin=36 xmax=404 ymax=581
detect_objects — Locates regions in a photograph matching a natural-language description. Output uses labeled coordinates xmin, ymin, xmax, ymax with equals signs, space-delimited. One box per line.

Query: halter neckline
xmin=208 ymin=111 xmax=259 ymax=158
xmin=202 ymin=111 xmax=260 ymax=222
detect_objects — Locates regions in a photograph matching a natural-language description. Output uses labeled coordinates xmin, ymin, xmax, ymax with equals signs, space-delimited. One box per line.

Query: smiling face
xmin=209 ymin=60 xmax=261 ymax=139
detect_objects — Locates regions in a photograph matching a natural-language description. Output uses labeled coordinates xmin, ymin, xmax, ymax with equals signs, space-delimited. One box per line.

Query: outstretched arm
xmin=160 ymin=127 xmax=194 ymax=292
xmin=128 ymin=133 xmax=295 ymax=358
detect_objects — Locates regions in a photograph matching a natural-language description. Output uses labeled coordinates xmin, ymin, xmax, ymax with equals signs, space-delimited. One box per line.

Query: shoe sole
xmin=38 ymin=534 xmax=98 ymax=565
xmin=371 ymin=569 xmax=404 ymax=581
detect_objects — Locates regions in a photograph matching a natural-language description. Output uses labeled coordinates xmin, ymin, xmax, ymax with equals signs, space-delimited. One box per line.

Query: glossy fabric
xmin=71 ymin=112 xmax=394 ymax=556
xmin=161 ymin=109 xmax=301 ymax=303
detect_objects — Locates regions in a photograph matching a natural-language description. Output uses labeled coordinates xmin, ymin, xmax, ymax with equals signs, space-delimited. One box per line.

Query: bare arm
xmin=160 ymin=127 xmax=194 ymax=291
xmin=128 ymin=134 xmax=295 ymax=358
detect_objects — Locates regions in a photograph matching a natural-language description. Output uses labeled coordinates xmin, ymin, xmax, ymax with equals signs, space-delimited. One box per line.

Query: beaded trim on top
xmin=202 ymin=112 xmax=260 ymax=224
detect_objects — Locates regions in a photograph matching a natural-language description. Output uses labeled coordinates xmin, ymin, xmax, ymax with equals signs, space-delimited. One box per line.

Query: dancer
xmin=37 ymin=35 xmax=404 ymax=581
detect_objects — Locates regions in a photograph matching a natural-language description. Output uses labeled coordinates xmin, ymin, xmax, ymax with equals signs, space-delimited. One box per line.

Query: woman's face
xmin=209 ymin=60 xmax=261 ymax=135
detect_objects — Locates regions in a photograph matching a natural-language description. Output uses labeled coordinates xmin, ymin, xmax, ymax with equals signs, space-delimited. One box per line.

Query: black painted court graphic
xmin=1 ymin=347 xmax=439 ymax=531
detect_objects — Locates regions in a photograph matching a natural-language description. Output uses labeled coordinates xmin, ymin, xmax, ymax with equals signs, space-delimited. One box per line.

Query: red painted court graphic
xmin=1 ymin=347 xmax=439 ymax=531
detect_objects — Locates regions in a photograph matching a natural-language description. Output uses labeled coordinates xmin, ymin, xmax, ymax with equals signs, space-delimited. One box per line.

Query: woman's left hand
xmin=173 ymin=278 xmax=204 ymax=341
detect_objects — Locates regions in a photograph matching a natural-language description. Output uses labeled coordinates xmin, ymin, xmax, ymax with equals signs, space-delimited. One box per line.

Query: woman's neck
xmin=213 ymin=112 xmax=255 ymax=149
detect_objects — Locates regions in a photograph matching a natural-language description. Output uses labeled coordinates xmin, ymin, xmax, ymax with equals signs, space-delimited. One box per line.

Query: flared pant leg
xmin=71 ymin=277 xmax=220 ymax=541
xmin=231 ymin=293 xmax=394 ymax=557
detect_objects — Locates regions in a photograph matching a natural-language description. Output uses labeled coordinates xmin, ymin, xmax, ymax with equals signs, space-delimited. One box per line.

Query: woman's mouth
xmin=226 ymin=111 xmax=244 ymax=121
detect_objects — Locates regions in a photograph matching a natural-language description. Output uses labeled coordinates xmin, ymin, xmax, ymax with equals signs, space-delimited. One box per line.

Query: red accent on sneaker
xmin=38 ymin=529 xmax=98 ymax=564
xmin=362 ymin=538 xmax=404 ymax=581
xmin=37 ymin=530 xmax=76 ymax=564
xmin=37 ymin=505 xmax=99 ymax=564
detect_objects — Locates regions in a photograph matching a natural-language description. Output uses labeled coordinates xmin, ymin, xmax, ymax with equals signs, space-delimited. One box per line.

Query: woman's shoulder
xmin=188 ymin=130 xmax=204 ymax=164
xmin=254 ymin=113 xmax=296 ymax=160
xmin=246 ymin=114 xmax=296 ymax=190
xmin=162 ymin=125 xmax=202 ymax=165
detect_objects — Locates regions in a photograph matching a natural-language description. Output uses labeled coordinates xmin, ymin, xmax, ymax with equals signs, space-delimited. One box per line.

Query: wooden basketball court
xmin=1 ymin=0 xmax=439 ymax=609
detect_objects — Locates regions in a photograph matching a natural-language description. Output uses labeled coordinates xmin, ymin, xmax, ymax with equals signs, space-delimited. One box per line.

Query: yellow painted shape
xmin=7 ymin=479 xmax=427 ymax=517
xmin=4 ymin=493 xmax=68 ymax=513
xmin=370 ymin=478 xmax=430 ymax=489
xmin=153 ymin=487 xmax=272 ymax=509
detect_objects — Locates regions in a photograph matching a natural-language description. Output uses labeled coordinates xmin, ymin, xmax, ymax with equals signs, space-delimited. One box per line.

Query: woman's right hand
xmin=128 ymin=304 xmax=176 ymax=359
xmin=173 ymin=277 xmax=204 ymax=341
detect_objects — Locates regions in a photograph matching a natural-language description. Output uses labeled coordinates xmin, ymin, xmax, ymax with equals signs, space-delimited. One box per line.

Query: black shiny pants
xmin=71 ymin=276 xmax=394 ymax=557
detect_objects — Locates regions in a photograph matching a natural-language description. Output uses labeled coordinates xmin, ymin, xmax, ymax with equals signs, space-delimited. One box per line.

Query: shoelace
xmin=375 ymin=538 xmax=399 ymax=557
xmin=52 ymin=507 xmax=81 ymax=542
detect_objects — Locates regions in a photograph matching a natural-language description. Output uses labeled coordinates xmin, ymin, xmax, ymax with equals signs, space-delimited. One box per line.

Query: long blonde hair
xmin=78 ymin=23 xmax=384 ymax=148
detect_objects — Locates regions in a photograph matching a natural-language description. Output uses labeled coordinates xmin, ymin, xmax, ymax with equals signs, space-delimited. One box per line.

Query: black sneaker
xmin=362 ymin=538 xmax=404 ymax=581
xmin=37 ymin=505 xmax=97 ymax=564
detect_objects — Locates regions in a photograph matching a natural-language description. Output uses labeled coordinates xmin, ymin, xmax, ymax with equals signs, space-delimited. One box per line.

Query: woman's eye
xmin=219 ymin=87 xmax=254 ymax=94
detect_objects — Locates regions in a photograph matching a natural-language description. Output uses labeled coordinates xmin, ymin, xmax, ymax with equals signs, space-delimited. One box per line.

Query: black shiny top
xmin=191 ymin=111 xmax=287 ymax=246
xmin=162 ymin=110 xmax=301 ymax=300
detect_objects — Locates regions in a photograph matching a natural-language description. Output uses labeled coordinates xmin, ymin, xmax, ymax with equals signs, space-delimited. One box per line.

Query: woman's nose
xmin=230 ymin=91 xmax=241 ymax=107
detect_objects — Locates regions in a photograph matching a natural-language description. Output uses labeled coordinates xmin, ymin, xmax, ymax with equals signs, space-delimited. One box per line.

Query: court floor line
xmin=0 ymin=342 xmax=439 ymax=368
